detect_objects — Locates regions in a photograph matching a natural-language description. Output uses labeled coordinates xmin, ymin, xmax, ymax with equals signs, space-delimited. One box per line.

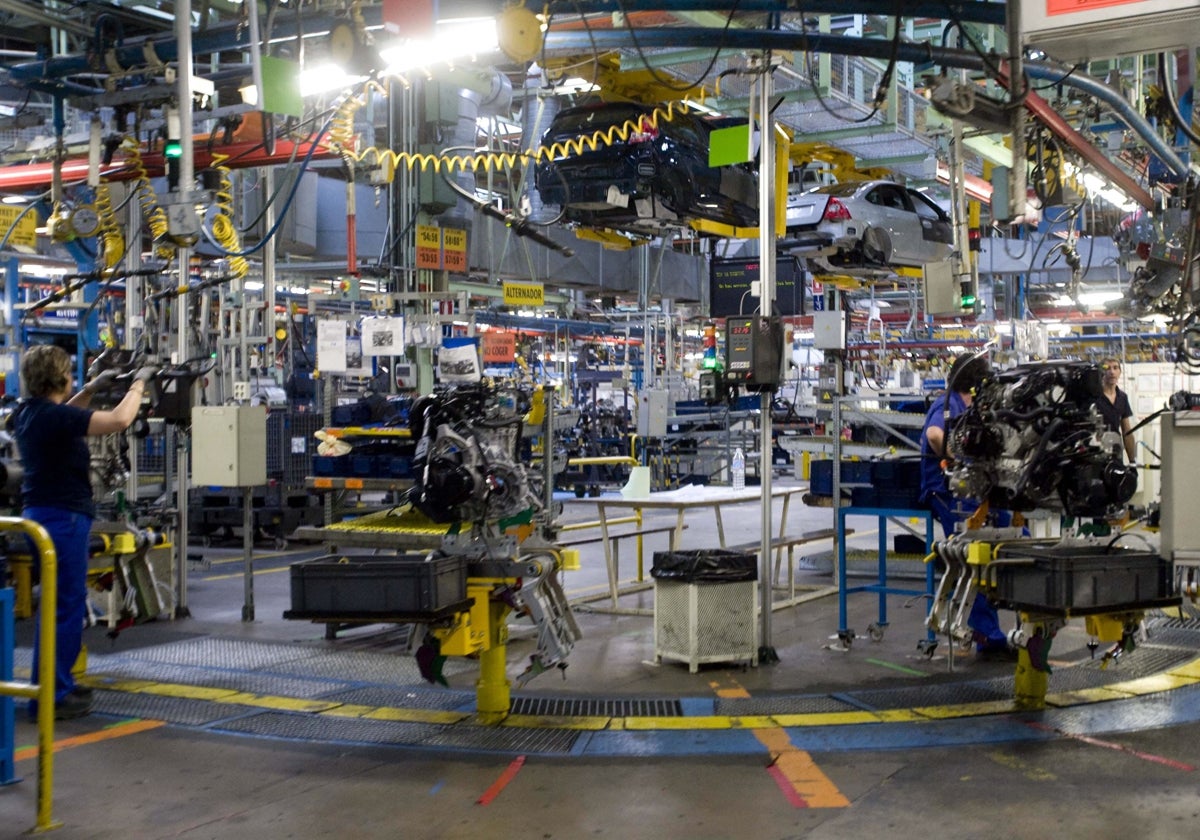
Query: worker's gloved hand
xmin=133 ymin=366 xmax=158 ymax=384
xmin=84 ymin=369 xmax=120 ymax=394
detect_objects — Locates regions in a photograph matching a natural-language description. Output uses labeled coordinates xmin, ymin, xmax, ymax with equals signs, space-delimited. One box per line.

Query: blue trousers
xmin=25 ymin=506 xmax=92 ymax=705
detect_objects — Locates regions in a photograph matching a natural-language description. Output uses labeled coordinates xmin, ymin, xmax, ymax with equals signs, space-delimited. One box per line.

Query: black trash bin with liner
xmin=651 ymin=549 xmax=758 ymax=673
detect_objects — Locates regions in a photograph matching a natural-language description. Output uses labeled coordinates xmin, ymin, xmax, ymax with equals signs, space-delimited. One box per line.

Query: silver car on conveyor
xmin=781 ymin=179 xmax=954 ymax=273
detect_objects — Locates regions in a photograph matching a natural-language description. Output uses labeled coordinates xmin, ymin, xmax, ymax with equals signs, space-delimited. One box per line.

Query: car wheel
xmin=862 ymin=226 xmax=893 ymax=265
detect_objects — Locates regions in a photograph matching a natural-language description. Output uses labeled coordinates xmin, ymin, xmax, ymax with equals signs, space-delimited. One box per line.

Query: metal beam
xmin=550 ymin=2 xmax=1008 ymax=26
xmin=0 ymin=0 xmax=92 ymax=37
xmin=544 ymin=27 xmax=1189 ymax=180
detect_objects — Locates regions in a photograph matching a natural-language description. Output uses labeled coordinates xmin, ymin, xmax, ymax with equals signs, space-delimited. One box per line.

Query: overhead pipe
xmin=4 ymin=7 xmax=383 ymax=87
xmin=543 ymin=27 xmax=1190 ymax=181
xmin=552 ymin=1 xmax=1007 ymax=26
xmin=0 ymin=138 xmax=340 ymax=191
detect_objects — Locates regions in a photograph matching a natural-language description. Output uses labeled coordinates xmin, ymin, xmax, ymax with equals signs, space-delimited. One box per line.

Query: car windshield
xmin=547 ymin=106 xmax=650 ymax=138
xmin=815 ymin=182 xmax=868 ymax=197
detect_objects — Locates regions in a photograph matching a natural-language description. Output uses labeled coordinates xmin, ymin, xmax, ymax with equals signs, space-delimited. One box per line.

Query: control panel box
xmin=723 ymin=316 xmax=783 ymax=392
xmin=812 ymin=310 xmax=847 ymax=350
xmin=637 ymin=389 xmax=669 ymax=438
xmin=191 ymin=405 xmax=268 ymax=487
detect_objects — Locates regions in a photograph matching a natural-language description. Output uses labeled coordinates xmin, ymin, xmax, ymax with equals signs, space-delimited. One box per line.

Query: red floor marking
xmin=476 ymin=755 xmax=527 ymax=804
xmin=1025 ymin=721 xmax=1195 ymax=771
xmin=766 ymin=763 xmax=809 ymax=808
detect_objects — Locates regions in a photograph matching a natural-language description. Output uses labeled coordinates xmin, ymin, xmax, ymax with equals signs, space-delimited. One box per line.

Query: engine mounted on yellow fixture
xmin=924 ymin=358 xmax=1178 ymax=709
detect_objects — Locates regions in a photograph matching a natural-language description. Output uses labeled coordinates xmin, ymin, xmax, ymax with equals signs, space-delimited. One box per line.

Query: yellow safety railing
xmin=0 ymin=516 xmax=61 ymax=833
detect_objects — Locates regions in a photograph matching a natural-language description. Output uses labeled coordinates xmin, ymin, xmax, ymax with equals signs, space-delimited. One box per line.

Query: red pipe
xmin=0 ymin=139 xmax=340 ymax=191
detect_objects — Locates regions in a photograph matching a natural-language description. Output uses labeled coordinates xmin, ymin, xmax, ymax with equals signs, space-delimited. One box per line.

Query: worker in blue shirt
xmin=919 ymin=353 xmax=1013 ymax=660
xmin=11 ymin=345 xmax=153 ymax=719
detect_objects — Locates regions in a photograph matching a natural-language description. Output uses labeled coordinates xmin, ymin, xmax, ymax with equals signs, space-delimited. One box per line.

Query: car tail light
xmin=630 ymin=118 xmax=659 ymax=144
xmin=823 ymin=198 xmax=852 ymax=222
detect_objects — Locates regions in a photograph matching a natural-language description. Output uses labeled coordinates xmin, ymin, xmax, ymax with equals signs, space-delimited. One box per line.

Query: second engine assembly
xmin=946 ymin=360 xmax=1137 ymax=517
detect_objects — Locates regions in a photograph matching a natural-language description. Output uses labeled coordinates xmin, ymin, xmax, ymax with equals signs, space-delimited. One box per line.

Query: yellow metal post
xmin=475 ymin=597 xmax=512 ymax=723
xmin=0 ymin=516 xmax=62 ymax=833
xmin=1014 ymin=646 xmax=1049 ymax=710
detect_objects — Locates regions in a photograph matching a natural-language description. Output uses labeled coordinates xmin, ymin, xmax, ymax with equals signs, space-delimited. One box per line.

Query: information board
xmin=709 ymin=255 xmax=806 ymax=318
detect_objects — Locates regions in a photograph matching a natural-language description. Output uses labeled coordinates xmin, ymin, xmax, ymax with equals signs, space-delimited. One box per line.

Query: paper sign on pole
xmin=316 ymin=319 xmax=347 ymax=372
xmin=361 ymin=316 xmax=407 ymax=356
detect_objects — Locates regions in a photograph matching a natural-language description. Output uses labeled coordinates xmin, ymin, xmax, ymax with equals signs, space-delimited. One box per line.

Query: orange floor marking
xmin=15 ymin=718 xmax=165 ymax=762
xmin=754 ymin=727 xmax=851 ymax=808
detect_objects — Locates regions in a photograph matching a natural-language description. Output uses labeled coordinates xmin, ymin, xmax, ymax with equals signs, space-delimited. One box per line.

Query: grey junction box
xmin=191 ymin=405 xmax=268 ymax=486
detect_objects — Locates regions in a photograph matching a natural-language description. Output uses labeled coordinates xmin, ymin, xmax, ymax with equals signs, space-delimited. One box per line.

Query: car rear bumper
xmin=777 ymin=229 xmax=835 ymax=254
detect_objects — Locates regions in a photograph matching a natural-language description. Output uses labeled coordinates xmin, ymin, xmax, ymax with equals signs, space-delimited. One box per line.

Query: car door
xmin=863 ymin=183 xmax=912 ymax=263
xmin=907 ymin=189 xmax=954 ymax=263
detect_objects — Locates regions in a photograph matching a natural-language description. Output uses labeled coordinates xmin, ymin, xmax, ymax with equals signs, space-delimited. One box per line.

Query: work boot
xmin=54 ymin=690 xmax=94 ymax=720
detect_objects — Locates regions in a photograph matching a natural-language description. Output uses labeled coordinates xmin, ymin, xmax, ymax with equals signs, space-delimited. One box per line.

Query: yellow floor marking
xmin=1167 ymin=657 xmax=1200 ymax=679
xmin=623 ymin=715 xmax=732 ymax=730
xmin=217 ymin=692 xmax=344 ymax=713
xmin=754 ymin=727 xmax=850 ymax=808
xmin=361 ymin=706 xmax=471 ymax=725
xmin=205 ymin=549 xmax=301 ymax=567
xmin=203 ymin=566 xmax=292 ymax=582
xmin=15 ymin=719 xmax=165 ymax=762
xmin=773 ymin=710 xmax=884 ymax=727
xmin=988 ymin=750 xmax=1057 ymax=781
xmin=1044 ymin=687 xmax=1130 ymax=707
xmin=913 ymin=700 xmax=1018 ymax=719
xmin=1106 ymin=672 xmax=1200 ymax=695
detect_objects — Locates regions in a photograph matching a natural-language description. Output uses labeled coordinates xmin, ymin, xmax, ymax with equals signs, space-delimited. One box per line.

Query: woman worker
xmin=11 ymin=345 xmax=153 ymax=719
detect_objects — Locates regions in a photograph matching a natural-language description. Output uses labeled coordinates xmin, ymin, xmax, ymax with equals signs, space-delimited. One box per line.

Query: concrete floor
xmin=4 ymin=480 xmax=1200 ymax=838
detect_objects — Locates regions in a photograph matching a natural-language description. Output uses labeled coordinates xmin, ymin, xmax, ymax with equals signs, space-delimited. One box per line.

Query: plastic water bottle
xmin=732 ymin=448 xmax=745 ymax=491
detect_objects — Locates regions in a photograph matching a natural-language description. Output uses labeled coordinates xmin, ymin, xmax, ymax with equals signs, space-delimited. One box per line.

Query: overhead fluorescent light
xmin=1052 ymin=290 xmax=1124 ymax=307
xmin=376 ymin=17 xmax=499 ymax=76
xmin=299 ymin=63 xmax=366 ymax=97
xmin=132 ymin=5 xmax=200 ymax=25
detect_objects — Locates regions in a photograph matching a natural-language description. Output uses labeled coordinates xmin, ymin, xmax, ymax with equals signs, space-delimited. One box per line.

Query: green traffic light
xmin=961 ymin=294 xmax=977 ymax=308
xmin=164 ymin=140 xmax=182 ymax=158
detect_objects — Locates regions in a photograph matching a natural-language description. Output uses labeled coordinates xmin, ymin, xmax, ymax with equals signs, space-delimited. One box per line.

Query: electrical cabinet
xmin=191 ymin=405 xmax=268 ymax=486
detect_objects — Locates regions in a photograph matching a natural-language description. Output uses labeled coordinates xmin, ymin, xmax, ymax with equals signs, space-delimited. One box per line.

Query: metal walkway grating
xmin=213 ymin=711 xmax=443 ymax=746
xmin=716 ymin=694 xmax=863 ymax=716
xmin=846 ymin=681 xmax=1013 ymax=711
xmin=88 ymin=657 xmax=356 ymax=699
xmin=509 ymin=695 xmax=682 ymax=718
xmin=421 ymin=725 xmax=579 ymax=754
xmin=93 ymin=691 xmax=261 ymax=726
xmin=317 ymin=685 xmax=474 ymax=711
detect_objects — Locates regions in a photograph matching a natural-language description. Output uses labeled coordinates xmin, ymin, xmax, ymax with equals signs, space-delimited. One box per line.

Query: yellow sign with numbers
xmin=0 ymin=205 xmax=39 ymax=250
xmin=416 ymin=224 xmax=441 ymax=269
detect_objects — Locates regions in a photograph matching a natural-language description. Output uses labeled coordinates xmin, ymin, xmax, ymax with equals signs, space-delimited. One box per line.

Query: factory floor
xmin=4 ymin=479 xmax=1200 ymax=839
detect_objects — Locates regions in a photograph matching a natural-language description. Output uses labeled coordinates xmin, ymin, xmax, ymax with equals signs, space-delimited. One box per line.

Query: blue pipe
xmin=5 ymin=8 xmax=382 ymax=85
xmin=542 ymin=27 xmax=1190 ymax=179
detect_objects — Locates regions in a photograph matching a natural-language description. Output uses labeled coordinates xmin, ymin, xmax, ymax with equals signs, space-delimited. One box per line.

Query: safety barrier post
xmin=0 ymin=516 xmax=61 ymax=833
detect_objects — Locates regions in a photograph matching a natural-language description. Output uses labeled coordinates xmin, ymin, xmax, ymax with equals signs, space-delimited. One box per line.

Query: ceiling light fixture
xmin=376 ymin=17 xmax=499 ymax=77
